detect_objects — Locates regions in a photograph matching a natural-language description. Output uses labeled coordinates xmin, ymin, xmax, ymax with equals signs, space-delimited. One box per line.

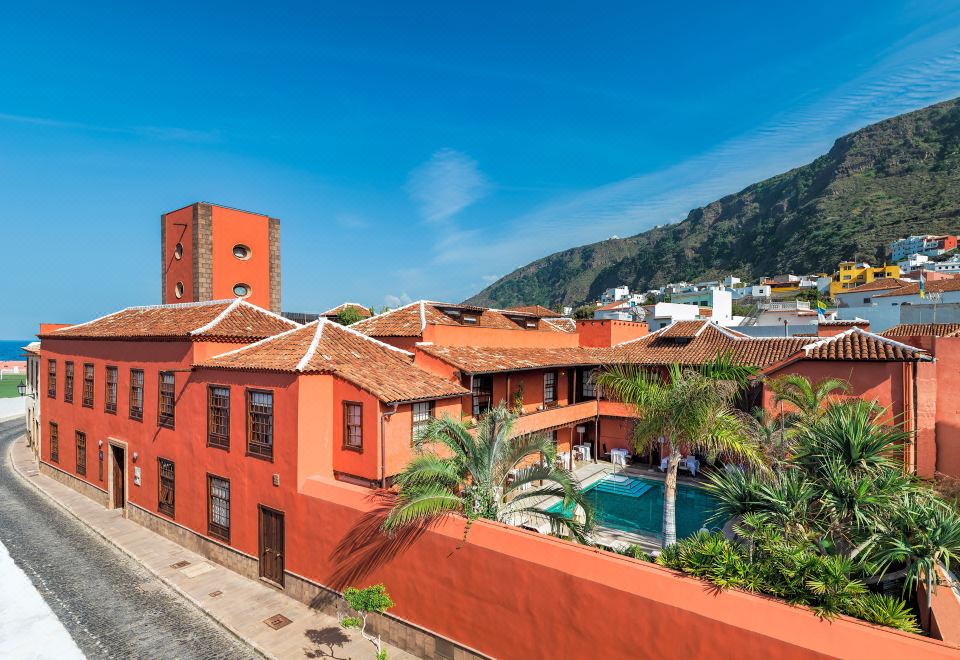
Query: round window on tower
xmin=232 ymin=244 xmax=251 ymax=260
xmin=233 ymin=283 xmax=251 ymax=298
xmin=174 ymin=282 xmax=184 ymax=299
xmin=174 ymin=243 xmax=183 ymax=260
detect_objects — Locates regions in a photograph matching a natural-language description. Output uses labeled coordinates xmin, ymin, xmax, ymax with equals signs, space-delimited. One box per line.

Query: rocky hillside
xmin=466 ymin=97 xmax=960 ymax=309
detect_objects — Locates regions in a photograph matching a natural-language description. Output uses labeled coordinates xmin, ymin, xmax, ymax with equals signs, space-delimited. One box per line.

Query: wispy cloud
xmin=384 ymin=292 xmax=412 ymax=307
xmin=440 ymin=22 xmax=960 ymax=283
xmin=0 ymin=112 xmax=221 ymax=144
xmin=407 ymin=149 xmax=490 ymax=223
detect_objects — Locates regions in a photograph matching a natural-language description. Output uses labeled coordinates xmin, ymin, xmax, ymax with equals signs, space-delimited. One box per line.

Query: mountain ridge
xmin=465 ymin=97 xmax=960 ymax=309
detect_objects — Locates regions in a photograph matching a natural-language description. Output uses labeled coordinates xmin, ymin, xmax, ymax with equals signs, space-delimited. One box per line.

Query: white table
xmin=610 ymin=448 xmax=628 ymax=467
xmin=573 ymin=444 xmax=591 ymax=461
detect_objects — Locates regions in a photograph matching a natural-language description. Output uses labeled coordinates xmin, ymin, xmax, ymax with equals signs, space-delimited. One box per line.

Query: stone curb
xmin=6 ymin=431 xmax=274 ymax=660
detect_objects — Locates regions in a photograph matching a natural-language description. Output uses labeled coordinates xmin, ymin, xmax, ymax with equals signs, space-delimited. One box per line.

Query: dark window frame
xmin=104 ymin=365 xmax=118 ymax=414
xmin=343 ymin=401 xmax=363 ymax=452
xmin=411 ymin=400 xmax=434 ymax=444
xmin=158 ymin=457 xmax=175 ymax=517
xmin=544 ymin=370 xmax=558 ymax=404
xmin=129 ymin=368 xmax=144 ymax=421
xmin=81 ymin=363 xmax=94 ymax=408
xmin=581 ymin=368 xmax=598 ymax=399
xmin=246 ymin=389 xmax=274 ymax=460
xmin=158 ymin=371 xmax=176 ymax=429
xmin=472 ymin=375 xmax=493 ymax=417
xmin=47 ymin=359 xmax=56 ymax=398
xmin=49 ymin=422 xmax=59 ymax=463
xmin=64 ymin=361 xmax=74 ymax=403
xmin=75 ymin=430 xmax=86 ymax=476
xmin=207 ymin=385 xmax=231 ymax=449
xmin=207 ymin=474 xmax=231 ymax=542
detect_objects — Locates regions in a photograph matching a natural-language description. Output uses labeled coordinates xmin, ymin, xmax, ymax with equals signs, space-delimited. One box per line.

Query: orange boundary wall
xmin=298 ymin=478 xmax=959 ymax=660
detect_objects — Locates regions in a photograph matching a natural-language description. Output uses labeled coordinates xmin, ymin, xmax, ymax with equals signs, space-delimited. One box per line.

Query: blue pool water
xmin=547 ymin=474 xmax=720 ymax=541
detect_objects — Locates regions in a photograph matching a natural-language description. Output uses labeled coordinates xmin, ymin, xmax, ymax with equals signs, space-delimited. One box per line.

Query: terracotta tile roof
xmin=319 ymin=302 xmax=373 ymax=319
xmin=351 ymin=301 xmax=570 ymax=337
xmin=609 ymin=321 xmax=928 ymax=368
xmin=835 ymin=278 xmax=912 ymax=296
xmin=659 ymin=320 xmax=712 ymax=338
xmin=40 ymin=300 xmax=299 ymax=342
xmin=417 ymin=344 xmax=606 ymax=374
xmin=881 ymin=323 xmax=960 ymax=338
xmin=818 ymin=318 xmax=870 ymax=326
xmin=543 ymin=317 xmax=577 ymax=333
xmin=873 ymin=277 xmax=960 ymax=298
xmin=200 ymin=320 xmax=469 ymax=404
xmin=507 ymin=305 xmax=560 ymax=317
xmin=801 ymin=328 xmax=928 ymax=360
xmin=22 ymin=342 xmax=40 ymax=356
xmin=597 ymin=301 xmax=629 ymax=311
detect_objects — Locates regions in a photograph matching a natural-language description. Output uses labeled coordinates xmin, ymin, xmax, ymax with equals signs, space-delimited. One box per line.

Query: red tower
xmin=161 ymin=203 xmax=281 ymax=313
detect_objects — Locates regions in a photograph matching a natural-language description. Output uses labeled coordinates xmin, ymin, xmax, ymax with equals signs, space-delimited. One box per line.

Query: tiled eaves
xmin=881 ymin=323 xmax=960 ymax=338
xmin=39 ymin=299 xmax=300 ymax=342
xmin=199 ymin=320 xmax=467 ymax=405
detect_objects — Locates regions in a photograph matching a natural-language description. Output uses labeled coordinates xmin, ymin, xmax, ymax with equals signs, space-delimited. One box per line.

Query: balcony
xmin=597 ymin=400 xmax=635 ymax=418
xmin=511 ymin=400 xmax=599 ymax=436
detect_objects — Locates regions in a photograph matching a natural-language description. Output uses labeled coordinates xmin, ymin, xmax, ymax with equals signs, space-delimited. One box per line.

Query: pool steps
xmin=594 ymin=476 xmax=653 ymax=497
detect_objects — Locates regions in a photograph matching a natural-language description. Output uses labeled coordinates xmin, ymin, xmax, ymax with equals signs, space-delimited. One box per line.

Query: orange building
xmin=29 ymin=205 xmax=960 ymax=657
xmin=161 ymin=202 xmax=281 ymax=313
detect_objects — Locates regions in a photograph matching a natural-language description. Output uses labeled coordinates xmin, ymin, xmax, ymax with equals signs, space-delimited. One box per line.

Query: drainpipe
xmin=380 ymin=404 xmax=399 ymax=488
xmin=912 ymin=360 xmax=919 ymax=477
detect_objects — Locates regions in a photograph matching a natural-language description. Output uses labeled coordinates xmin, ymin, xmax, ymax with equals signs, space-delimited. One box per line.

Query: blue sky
xmin=4 ymin=2 xmax=960 ymax=338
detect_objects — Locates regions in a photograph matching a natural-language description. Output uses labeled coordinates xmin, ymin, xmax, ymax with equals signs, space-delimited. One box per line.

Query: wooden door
xmin=259 ymin=506 xmax=285 ymax=586
xmin=111 ymin=446 xmax=125 ymax=509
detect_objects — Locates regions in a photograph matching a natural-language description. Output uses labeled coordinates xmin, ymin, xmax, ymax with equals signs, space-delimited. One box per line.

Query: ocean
xmin=0 ymin=341 xmax=32 ymax=362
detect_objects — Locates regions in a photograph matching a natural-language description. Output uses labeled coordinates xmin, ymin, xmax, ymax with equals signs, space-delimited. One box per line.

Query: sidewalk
xmin=8 ymin=435 xmax=417 ymax=660
xmin=0 ymin=397 xmax=25 ymax=422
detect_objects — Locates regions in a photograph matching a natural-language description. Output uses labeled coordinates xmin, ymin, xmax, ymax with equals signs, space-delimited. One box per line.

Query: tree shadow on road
xmin=303 ymin=626 xmax=351 ymax=659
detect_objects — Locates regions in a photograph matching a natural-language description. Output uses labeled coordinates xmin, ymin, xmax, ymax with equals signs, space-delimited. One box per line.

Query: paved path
xmin=2 ymin=419 xmax=418 ymax=659
xmin=0 ymin=538 xmax=84 ymax=659
xmin=0 ymin=395 xmax=25 ymax=421
xmin=0 ymin=419 xmax=255 ymax=658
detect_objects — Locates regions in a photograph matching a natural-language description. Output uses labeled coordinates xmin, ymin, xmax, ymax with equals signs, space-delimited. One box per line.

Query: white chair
xmin=659 ymin=457 xmax=668 ymax=472
xmin=685 ymin=455 xmax=700 ymax=477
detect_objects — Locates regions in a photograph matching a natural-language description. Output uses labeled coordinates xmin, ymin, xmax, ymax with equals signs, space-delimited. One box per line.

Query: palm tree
xmin=790 ymin=400 xmax=909 ymax=476
xmin=875 ymin=491 xmax=960 ymax=611
xmin=596 ymin=360 xmax=766 ymax=547
xmin=382 ymin=404 xmax=594 ymax=543
xmin=769 ymin=374 xmax=851 ymax=432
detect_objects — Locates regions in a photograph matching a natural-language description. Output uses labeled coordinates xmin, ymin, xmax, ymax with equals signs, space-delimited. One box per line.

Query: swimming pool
xmin=547 ymin=474 xmax=720 ymax=541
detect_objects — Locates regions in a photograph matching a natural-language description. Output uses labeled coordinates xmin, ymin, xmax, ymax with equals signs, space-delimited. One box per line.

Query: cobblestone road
xmin=0 ymin=419 xmax=257 ymax=659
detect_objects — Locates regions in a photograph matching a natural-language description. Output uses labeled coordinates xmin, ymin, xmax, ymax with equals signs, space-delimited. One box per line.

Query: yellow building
xmin=828 ymin=261 xmax=900 ymax=296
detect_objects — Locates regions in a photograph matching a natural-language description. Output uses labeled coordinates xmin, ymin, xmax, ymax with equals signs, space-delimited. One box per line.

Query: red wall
xmin=295 ymin=478 xmax=958 ymax=660
xmin=423 ymin=324 xmax=579 ymax=348
xmin=209 ymin=205 xmax=273 ymax=310
xmin=162 ymin=206 xmax=195 ymax=304
xmin=38 ymin=337 xmax=960 ymax=658
xmin=577 ymin=319 xmax=649 ymax=347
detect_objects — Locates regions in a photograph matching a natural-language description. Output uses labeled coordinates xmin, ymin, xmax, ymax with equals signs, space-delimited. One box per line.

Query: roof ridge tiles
xmin=296 ymin=320 xmax=325 ymax=372
xmin=205 ymin=322 xmax=311 ymax=362
xmin=327 ymin=317 xmax=415 ymax=357
xmin=351 ymin=299 xmax=424 ymax=328
xmin=236 ymin=299 xmax=301 ymax=328
xmin=190 ymin=298 xmax=242 ymax=335
xmin=127 ymin=299 xmax=237 ymax=311
xmin=801 ymin=326 xmax=930 ymax=359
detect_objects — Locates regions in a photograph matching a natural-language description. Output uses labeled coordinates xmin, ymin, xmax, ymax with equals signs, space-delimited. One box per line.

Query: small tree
xmin=335 ymin=306 xmax=366 ymax=326
xmin=340 ymin=584 xmax=395 ymax=660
